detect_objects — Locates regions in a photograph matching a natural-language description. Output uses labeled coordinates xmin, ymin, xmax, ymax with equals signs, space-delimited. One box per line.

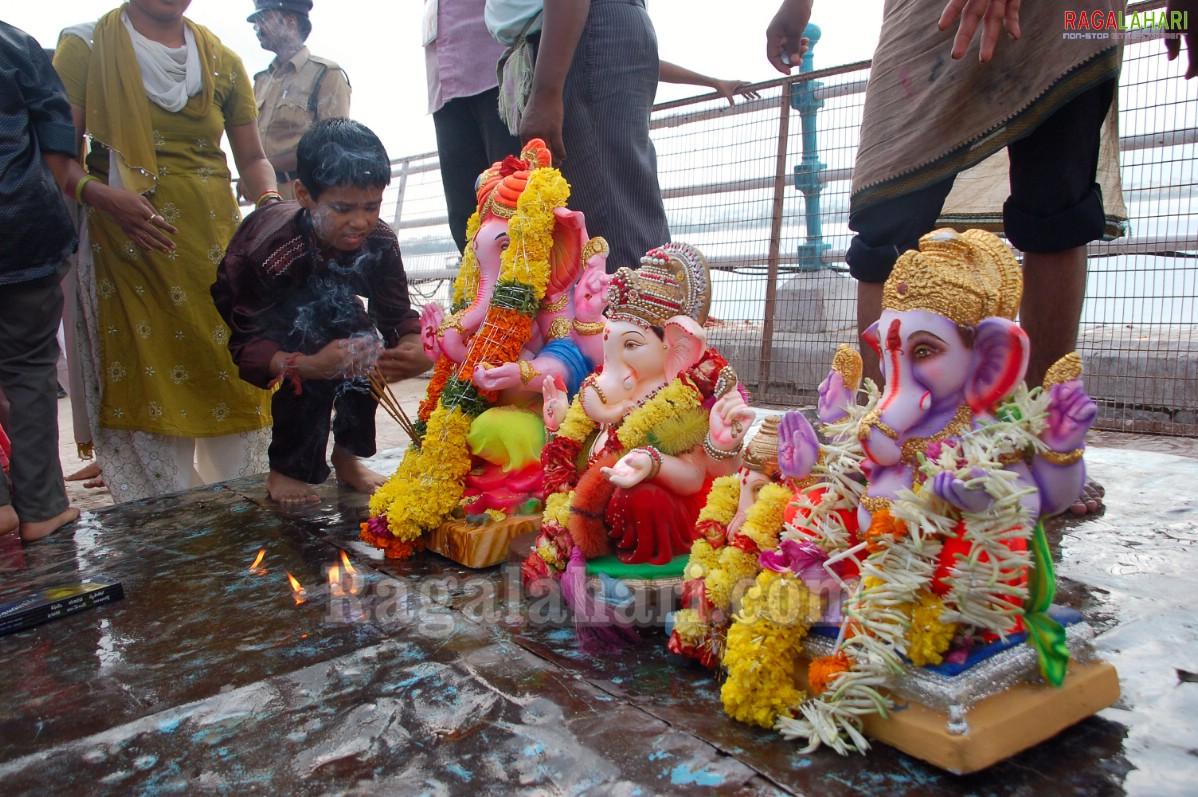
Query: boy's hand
xmin=377 ymin=335 xmax=433 ymax=382
xmin=301 ymin=338 xmax=382 ymax=380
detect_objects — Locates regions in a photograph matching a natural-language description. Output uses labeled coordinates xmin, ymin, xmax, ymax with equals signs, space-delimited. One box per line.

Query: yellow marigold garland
xmin=696 ymin=475 xmax=740 ymax=527
xmin=737 ymin=483 xmax=792 ymax=552
xmin=670 ymin=608 xmax=710 ymax=649
xmin=704 ymin=546 xmax=758 ymax=612
xmin=502 ymin=169 xmax=568 ymax=299
xmin=616 ymin=380 xmax=701 ymax=451
xmin=693 ymin=481 xmax=793 ymax=615
xmin=370 ymin=405 xmax=473 ymax=542
xmin=557 ymin=397 xmax=597 ymax=444
xmin=683 ymin=538 xmax=721 ymax=582
xmin=907 ymin=592 xmax=957 ymax=666
xmin=544 ymin=490 xmax=574 ymax=528
xmin=721 ymin=570 xmax=812 ymax=728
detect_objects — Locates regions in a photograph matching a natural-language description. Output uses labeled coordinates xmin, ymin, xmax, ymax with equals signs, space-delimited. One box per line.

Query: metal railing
xmin=382 ymin=1 xmax=1197 ymax=436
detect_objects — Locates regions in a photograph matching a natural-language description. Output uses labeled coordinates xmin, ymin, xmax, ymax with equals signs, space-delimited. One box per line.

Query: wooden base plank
xmin=427 ymin=515 xmax=542 ymax=568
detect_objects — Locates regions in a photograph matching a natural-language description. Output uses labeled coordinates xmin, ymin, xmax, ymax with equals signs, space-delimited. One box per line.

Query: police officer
xmin=248 ymin=0 xmax=351 ymax=200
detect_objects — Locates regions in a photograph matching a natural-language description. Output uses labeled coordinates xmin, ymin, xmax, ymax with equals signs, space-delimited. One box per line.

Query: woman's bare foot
xmin=266 ymin=470 xmax=320 ymax=504
xmin=0 ymin=504 xmax=18 ymax=537
xmin=1069 ymin=478 xmax=1105 ymax=516
xmin=83 ymin=475 xmax=107 ymax=490
xmin=331 ymin=445 xmax=386 ymax=493
xmin=20 ymin=507 xmax=80 ymax=542
xmin=66 ymin=461 xmax=101 ymax=481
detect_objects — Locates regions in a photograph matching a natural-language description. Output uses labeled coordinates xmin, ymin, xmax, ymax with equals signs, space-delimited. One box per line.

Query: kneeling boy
xmin=213 ymin=118 xmax=431 ymax=503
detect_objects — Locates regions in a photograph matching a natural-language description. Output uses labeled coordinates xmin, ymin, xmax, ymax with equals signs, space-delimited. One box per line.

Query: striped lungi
xmin=558 ymin=0 xmax=671 ymax=273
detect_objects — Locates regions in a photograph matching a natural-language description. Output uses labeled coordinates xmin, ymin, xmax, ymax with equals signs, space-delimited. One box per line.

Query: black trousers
xmin=268 ymin=377 xmax=377 ymax=484
xmin=433 ymin=86 xmax=522 ymax=253
xmin=847 ymin=78 xmax=1117 ymax=283
xmin=0 ymin=264 xmax=70 ymax=521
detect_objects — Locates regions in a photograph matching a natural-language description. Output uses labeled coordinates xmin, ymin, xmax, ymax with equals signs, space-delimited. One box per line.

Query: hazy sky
xmin=7 ymin=0 xmax=885 ymax=162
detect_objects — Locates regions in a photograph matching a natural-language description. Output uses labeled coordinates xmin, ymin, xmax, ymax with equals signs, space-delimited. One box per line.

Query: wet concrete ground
xmin=3 ymin=392 xmax=1196 ymax=795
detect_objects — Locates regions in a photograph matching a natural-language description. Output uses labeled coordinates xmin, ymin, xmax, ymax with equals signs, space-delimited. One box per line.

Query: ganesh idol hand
xmin=817 ymin=370 xmax=854 ymax=424
xmin=473 ymin=361 xmax=522 ymax=392
xmin=932 ymin=467 xmax=995 ymax=514
xmin=419 ymin=302 xmax=445 ymax=361
xmin=709 ymin=389 xmax=756 ymax=450
xmin=778 ymin=410 xmax=819 ymax=480
xmin=1041 ymin=380 xmax=1097 ymax=453
xmin=541 ymin=376 xmax=567 ymax=433
xmin=601 ymin=449 xmax=655 ymax=489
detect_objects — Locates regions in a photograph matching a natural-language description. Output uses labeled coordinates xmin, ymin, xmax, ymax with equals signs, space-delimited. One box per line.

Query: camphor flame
xmin=328 ymin=564 xmax=344 ymax=597
xmin=249 ymin=548 xmax=266 ymax=573
xmin=339 ymin=551 xmax=361 ymax=595
xmin=285 ymin=571 xmax=306 ymax=604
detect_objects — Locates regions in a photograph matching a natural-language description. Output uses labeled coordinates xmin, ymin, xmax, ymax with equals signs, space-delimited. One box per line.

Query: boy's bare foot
xmin=0 ymin=504 xmax=18 ymax=537
xmin=331 ymin=445 xmax=386 ymax=493
xmin=266 ymin=470 xmax=320 ymax=504
xmin=20 ymin=507 xmax=80 ymax=543
xmin=66 ymin=461 xmax=101 ymax=481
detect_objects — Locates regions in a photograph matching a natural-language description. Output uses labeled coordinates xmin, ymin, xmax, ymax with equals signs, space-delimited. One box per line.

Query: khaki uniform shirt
xmin=254 ymin=47 xmax=351 ymax=199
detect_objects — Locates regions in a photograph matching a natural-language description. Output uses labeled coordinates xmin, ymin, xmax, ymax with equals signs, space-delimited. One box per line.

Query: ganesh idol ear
xmin=663 ymin=315 xmax=708 ymax=382
xmin=967 ymin=317 xmax=1030 ymax=414
xmin=547 ymin=207 xmax=588 ymax=296
xmin=861 ymin=321 xmax=882 ymax=359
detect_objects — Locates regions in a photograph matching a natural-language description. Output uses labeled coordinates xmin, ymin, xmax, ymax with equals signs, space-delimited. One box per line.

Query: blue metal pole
xmin=791 ymin=24 xmax=831 ymax=272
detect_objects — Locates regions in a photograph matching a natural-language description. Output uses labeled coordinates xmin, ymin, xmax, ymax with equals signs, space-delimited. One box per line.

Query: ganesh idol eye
xmin=910 ymin=335 xmax=946 ymax=360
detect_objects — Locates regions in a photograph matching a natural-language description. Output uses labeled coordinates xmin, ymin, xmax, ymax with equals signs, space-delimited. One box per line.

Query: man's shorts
xmin=846 ymin=78 xmax=1117 ymax=283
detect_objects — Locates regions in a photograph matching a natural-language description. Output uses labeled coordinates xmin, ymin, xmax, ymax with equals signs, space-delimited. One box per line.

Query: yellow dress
xmin=55 ymin=31 xmax=272 ymax=438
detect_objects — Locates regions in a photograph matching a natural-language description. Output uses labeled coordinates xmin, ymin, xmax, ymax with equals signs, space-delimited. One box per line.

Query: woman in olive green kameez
xmin=55 ymin=0 xmax=277 ymax=502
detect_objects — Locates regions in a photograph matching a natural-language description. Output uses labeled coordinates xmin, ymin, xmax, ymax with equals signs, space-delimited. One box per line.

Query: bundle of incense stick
xmin=368 ymin=367 xmax=420 ymax=444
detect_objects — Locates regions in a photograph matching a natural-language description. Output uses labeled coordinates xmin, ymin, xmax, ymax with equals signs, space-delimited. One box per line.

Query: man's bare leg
xmin=266 ymin=470 xmax=320 ymax=504
xmin=1021 ymin=247 xmax=1087 ymax=388
xmin=857 ymin=280 xmax=884 ymax=387
xmin=331 ymin=443 xmax=386 ymax=493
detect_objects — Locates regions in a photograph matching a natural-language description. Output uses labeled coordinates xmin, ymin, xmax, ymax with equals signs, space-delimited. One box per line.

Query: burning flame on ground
xmin=248 ymin=548 xmax=266 ymax=573
xmin=285 ymin=571 xmax=306 ymax=604
xmin=340 ymin=550 xmax=356 ymax=574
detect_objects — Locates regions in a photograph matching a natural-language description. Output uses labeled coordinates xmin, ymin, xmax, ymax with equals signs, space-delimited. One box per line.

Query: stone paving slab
xmin=1 ymin=448 xmax=1196 ymax=795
